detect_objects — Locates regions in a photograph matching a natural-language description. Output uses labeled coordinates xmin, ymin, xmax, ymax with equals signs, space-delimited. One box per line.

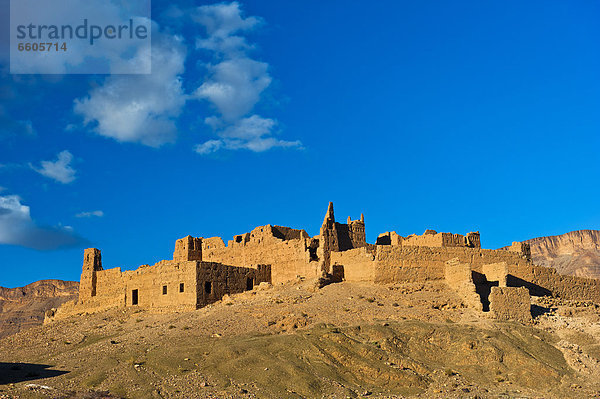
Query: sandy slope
xmin=0 ymin=279 xmax=599 ymax=398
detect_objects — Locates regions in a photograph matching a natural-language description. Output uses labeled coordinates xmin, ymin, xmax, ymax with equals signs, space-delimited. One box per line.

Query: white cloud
xmin=195 ymin=115 xmax=301 ymax=154
xmin=72 ymin=1 xmax=301 ymax=153
xmin=194 ymin=58 xmax=271 ymax=122
xmin=31 ymin=150 xmax=77 ymax=184
xmin=195 ymin=139 xmax=223 ymax=155
xmin=191 ymin=2 xmax=301 ymax=154
xmin=0 ymin=195 xmax=88 ymax=250
xmin=193 ymin=2 xmax=260 ymax=38
xmin=75 ymin=210 xmax=104 ymax=218
xmin=73 ymin=30 xmax=186 ymax=147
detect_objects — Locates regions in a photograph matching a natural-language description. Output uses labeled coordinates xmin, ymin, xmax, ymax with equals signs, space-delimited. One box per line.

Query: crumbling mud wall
xmin=197 ymin=263 xmax=270 ymax=306
xmin=402 ymin=231 xmax=481 ymax=248
xmin=342 ymin=243 xmax=600 ymax=304
xmin=504 ymin=241 xmax=532 ymax=259
xmin=482 ymin=262 xmax=508 ymax=287
xmin=373 ymin=246 xmax=530 ymax=284
xmin=376 ymin=231 xmax=403 ymax=246
xmin=506 ymin=263 xmax=600 ymax=303
xmin=330 ymin=247 xmax=377 ymax=282
xmin=47 ymin=240 xmax=270 ymax=322
xmin=489 ymin=287 xmax=532 ymax=323
xmin=173 ymin=236 xmax=202 ymax=262
xmin=121 ymin=260 xmax=199 ymax=311
xmin=444 ymin=258 xmax=483 ymax=310
xmin=202 ymin=225 xmax=319 ymax=284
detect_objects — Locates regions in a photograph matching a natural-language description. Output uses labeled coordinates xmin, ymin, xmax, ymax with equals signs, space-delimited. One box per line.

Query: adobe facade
xmin=47 ymin=202 xmax=600 ymax=322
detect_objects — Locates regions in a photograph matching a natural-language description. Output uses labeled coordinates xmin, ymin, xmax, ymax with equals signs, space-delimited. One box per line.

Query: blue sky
xmin=1 ymin=0 xmax=599 ymax=287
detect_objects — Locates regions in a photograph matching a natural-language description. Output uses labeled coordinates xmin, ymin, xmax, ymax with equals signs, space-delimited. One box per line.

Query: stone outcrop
xmin=0 ymin=280 xmax=78 ymax=338
xmin=504 ymin=230 xmax=600 ymax=279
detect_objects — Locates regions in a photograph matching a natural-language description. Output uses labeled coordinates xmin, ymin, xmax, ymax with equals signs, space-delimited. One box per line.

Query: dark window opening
xmin=246 ymin=277 xmax=254 ymax=291
xmin=236 ymin=235 xmax=243 ymax=243
xmin=179 ymin=283 xmax=184 ymax=292
xmin=162 ymin=285 xmax=167 ymax=295
xmin=309 ymin=245 xmax=318 ymax=261
xmin=132 ymin=289 xmax=138 ymax=305
xmin=205 ymin=281 xmax=212 ymax=294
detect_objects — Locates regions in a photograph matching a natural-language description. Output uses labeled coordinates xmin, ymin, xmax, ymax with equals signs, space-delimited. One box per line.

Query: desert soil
xmin=0 ymin=279 xmax=599 ymax=398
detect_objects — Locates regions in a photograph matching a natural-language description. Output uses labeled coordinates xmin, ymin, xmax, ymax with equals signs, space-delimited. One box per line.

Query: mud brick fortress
xmin=47 ymin=203 xmax=600 ymax=322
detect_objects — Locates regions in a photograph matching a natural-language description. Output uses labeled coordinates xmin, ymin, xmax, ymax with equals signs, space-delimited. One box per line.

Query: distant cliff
xmin=0 ymin=280 xmax=78 ymax=339
xmin=511 ymin=230 xmax=600 ymax=279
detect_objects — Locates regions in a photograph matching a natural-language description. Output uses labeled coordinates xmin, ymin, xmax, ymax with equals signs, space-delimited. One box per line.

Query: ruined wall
xmin=373 ymin=246 xmax=530 ymax=284
xmin=330 ymin=247 xmax=376 ymax=282
xmin=79 ymin=248 xmax=102 ymax=301
xmin=319 ymin=202 xmax=339 ymax=273
xmin=121 ymin=260 xmax=198 ymax=310
xmin=503 ymin=241 xmax=532 ymax=260
xmin=93 ymin=267 xmax=126 ymax=307
xmin=466 ymin=232 xmax=481 ymax=248
xmin=482 ymin=262 xmax=508 ymax=287
xmin=444 ymin=258 xmax=483 ymax=310
xmin=202 ymin=237 xmax=226 ymax=251
xmin=228 ymin=225 xmax=308 ymax=248
xmin=336 ymin=244 xmax=600 ymax=304
xmin=506 ymin=263 xmax=600 ymax=303
xmin=376 ymin=231 xmax=403 ymax=246
xmin=271 ymin=225 xmax=309 ymax=241
xmin=173 ymin=236 xmax=202 ymax=262
xmin=335 ymin=216 xmax=366 ymax=251
xmin=203 ymin=233 xmax=318 ymax=284
xmin=197 ymin=263 xmax=270 ymax=306
xmin=402 ymin=231 xmax=481 ymax=248
xmin=489 ymin=287 xmax=532 ymax=323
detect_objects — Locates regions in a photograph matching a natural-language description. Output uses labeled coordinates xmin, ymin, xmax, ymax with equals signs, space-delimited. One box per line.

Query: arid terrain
xmin=0 ymin=280 xmax=78 ymax=339
xmin=509 ymin=230 xmax=600 ymax=280
xmin=1 ymin=278 xmax=599 ymax=399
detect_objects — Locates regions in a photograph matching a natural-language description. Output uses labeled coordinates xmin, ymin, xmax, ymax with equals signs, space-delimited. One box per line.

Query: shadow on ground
xmin=0 ymin=362 xmax=69 ymax=384
xmin=531 ymin=304 xmax=556 ymax=318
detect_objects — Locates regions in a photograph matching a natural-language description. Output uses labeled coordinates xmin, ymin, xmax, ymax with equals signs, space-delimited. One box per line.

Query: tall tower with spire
xmin=317 ymin=202 xmax=366 ymax=275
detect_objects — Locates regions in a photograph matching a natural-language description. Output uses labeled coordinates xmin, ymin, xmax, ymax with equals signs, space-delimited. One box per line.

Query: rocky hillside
xmin=1 ymin=279 xmax=599 ymax=398
xmin=518 ymin=230 xmax=600 ymax=279
xmin=0 ymin=280 xmax=78 ymax=338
